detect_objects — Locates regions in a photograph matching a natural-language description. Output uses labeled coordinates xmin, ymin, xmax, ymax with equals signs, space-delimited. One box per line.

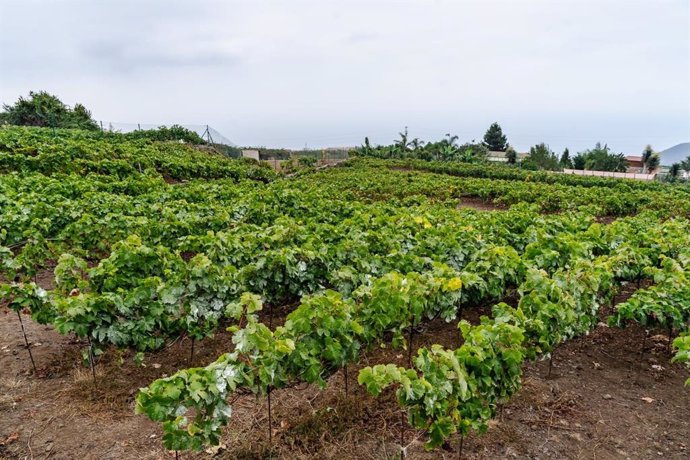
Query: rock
xmin=603 ymin=394 xmax=612 ymax=400
xmin=568 ymin=432 xmax=584 ymax=442
xmin=505 ymin=446 xmax=519 ymax=458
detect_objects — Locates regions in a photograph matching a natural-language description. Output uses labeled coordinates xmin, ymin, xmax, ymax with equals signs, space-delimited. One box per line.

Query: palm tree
xmin=646 ymin=153 xmax=660 ymax=173
xmin=445 ymin=133 xmax=459 ymax=147
xmin=641 ymin=145 xmax=655 ymax=173
xmin=394 ymin=126 xmax=412 ymax=152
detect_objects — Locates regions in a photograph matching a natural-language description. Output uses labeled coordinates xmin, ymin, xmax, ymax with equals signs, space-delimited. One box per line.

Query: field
xmin=1 ymin=127 xmax=689 ymax=459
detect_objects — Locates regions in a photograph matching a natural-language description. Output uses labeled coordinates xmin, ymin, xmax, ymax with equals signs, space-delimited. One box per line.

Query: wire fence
xmin=96 ymin=121 xmax=354 ymax=163
xmin=96 ymin=121 xmax=237 ymax=147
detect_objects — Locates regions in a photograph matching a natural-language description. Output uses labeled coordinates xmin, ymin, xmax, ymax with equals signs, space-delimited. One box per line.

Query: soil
xmin=0 ymin=284 xmax=688 ymax=460
xmin=457 ymin=197 xmax=507 ymax=212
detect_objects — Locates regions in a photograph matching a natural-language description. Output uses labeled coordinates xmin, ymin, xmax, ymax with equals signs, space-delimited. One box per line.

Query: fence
xmin=562 ymin=168 xmax=657 ymax=181
xmin=97 ymin=121 xmax=237 ymax=147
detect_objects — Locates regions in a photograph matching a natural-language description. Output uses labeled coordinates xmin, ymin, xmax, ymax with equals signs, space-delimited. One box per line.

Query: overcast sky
xmin=1 ymin=0 xmax=689 ymax=153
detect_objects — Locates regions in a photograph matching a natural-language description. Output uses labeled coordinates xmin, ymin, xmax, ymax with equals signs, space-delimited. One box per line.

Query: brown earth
xmin=457 ymin=197 xmax=508 ymax=212
xmin=0 ymin=284 xmax=688 ymax=460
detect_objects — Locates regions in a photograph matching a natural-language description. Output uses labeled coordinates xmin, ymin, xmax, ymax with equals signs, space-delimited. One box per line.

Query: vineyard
xmin=1 ymin=126 xmax=689 ymax=459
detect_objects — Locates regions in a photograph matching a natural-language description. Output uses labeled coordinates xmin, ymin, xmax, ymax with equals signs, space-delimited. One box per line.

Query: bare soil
xmin=457 ymin=197 xmax=508 ymax=212
xmin=1 ymin=284 xmax=688 ymax=460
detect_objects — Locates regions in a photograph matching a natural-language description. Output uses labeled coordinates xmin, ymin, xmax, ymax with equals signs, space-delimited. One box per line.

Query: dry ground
xmin=1 ymin=279 xmax=688 ymax=460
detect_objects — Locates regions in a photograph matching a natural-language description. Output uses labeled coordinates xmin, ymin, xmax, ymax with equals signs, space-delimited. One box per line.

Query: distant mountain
xmin=659 ymin=142 xmax=690 ymax=165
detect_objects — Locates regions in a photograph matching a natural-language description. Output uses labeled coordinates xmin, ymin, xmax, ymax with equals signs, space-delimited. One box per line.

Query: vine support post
xmin=174 ymin=451 xmax=179 ymax=460
xmin=667 ymin=325 xmax=673 ymax=355
xmin=16 ymin=311 xmax=37 ymax=374
xmin=267 ymin=385 xmax=273 ymax=450
xmin=189 ymin=338 xmax=195 ymax=365
xmin=343 ymin=365 xmax=348 ymax=398
xmin=636 ymin=330 xmax=648 ymax=382
xmin=457 ymin=304 xmax=464 ymax=347
xmin=407 ymin=325 xmax=414 ymax=367
xmin=399 ymin=411 xmax=405 ymax=458
xmin=86 ymin=336 xmax=97 ymax=388
xmin=547 ymin=353 xmax=553 ymax=379
xmin=458 ymin=433 xmax=464 ymax=460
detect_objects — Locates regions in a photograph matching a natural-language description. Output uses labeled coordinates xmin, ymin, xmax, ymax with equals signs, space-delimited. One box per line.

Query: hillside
xmin=0 ymin=126 xmax=276 ymax=182
xmin=660 ymin=142 xmax=690 ymax=165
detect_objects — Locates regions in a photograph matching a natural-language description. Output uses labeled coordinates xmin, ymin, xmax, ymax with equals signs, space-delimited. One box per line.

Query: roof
xmin=625 ymin=156 xmax=643 ymax=162
xmin=488 ymin=150 xmax=528 ymax=159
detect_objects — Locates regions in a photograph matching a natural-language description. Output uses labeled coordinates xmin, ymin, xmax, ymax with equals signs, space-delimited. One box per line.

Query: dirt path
xmin=457 ymin=197 xmax=507 ymax=212
xmin=1 ymin=302 xmax=688 ymax=460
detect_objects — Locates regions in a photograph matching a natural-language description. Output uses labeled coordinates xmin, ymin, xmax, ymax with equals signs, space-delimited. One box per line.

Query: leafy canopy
xmin=560 ymin=148 xmax=573 ymax=169
xmin=1 ymin=91 xmax=99 ymax=130
xmin=572 ymin=143 xmax=627 ymax=172
xmin=522 ymin=143 xmax=560 ymax=171
xmin=482 ymin=122 xmax=508 ymax=152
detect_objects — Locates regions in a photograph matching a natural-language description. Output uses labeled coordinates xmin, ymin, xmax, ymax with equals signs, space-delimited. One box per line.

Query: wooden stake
xmin=407 ymin=326 xmax=414 ymax=367
xmin=86 ymin=336 xmax=97 ymax=388
xmin=400 ymin=411 xmax=405 ymax=458
xmin=16 ymin=311 xmax=37 ymax=373
xmin=267 ymin=386 xmax=273 ymax=449
xmin=636 ymin=330 xmax=647 ymax=382
xmin=189 ymin=338 xmax=195 ymax=365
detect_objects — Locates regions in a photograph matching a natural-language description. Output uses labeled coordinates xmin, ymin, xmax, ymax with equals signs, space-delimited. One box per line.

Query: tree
xmin=574 ymin=143 xmax=627 ymax=172
xmin=681 ymin=156 xmax=690 ymax=173
xmin=559 ymin=148 xmax=573 ymax=169
xmin=669 ymin=163 xmax=681 ymax=180
xmin=505 ymin=145 xmax=517 ymax=165
xmin=394 ymin=126 xmax=412 ymax=152
xmin=482 ymin=122 xmax=508 ymax=152
xmin=645 ymin=153 xmax=660 ymax=173
xmin=457 ymin=142 xmax=489 ymax=163
xmin=572 ymin=153 xmax=586 ymax=170
xmin=641 ymin=145 xmax=661 ymax=173
xmin=0 ymin=91 xmax=99 ymax=130
xmin=522 ymin=143 xmax=560 ymax=171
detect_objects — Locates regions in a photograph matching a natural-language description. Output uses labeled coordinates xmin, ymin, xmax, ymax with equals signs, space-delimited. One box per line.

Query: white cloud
xmin=0 ymin=0 xmax=688 ymax=152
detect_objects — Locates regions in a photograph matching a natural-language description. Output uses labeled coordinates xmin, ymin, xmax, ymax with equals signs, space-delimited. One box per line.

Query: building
xmin=241 ymin=149 xmax=260 ymax=161
xmin=487 ymin=150 xmax=529 ymax=163
xmin=625 ymin=155 xmax=644 ymax=173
